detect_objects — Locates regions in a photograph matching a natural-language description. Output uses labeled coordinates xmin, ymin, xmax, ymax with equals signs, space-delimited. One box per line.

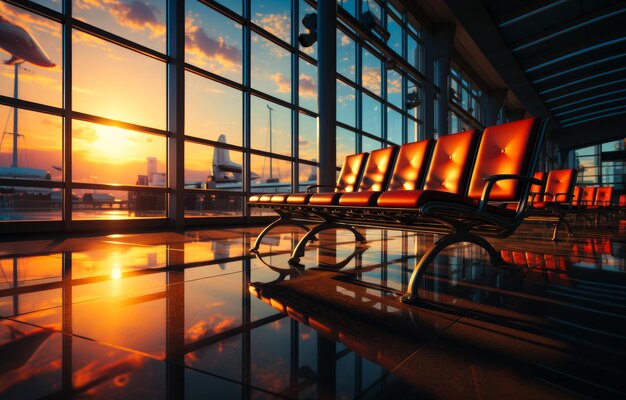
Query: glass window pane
xmin=0 ymin=4 xmax=62 ymax=107
xmin=72 ymin=120 xmax=166 ymax=186
xmin=362 ymin=94 xmax=382 ymax=136
xmin=250 ymin=155 xmax=291 ymax=188
xmin=0 ymin=105 xmax=62 ymax=181
xmin=73 ymin=30 xmax=166 ymax=129
xmin=72 ymin=189 xmax=166 ymax=219
xmin=251 ymin=32 xmax=291 ymax=102
xmin=30 ymin=0 xmax=62 ymax=11
xmin=299 ymin=113 xmax=318 ymax=162
xmin=73 ymin=0 xmax=166 ymax=52
xmin=185 ymin=193 xmax=244 ymax=217
xmin=337 ymin=0 xmax=356 ymax=16
xmin=250 ymin=97 xmax=292 ymax=156
xmin=0 ymin=186 xmax=62 ymax=221
xmin=185 ymin=141 xmax=243 ymax=190
xmin=251 ymin=0 xmax=291 ymax=43
xmin=185 ymin=2 xmax=243 ymax=83
xmin=337 ymin=80 xmax=356 ymax=127
xmin=387 ymin=108 xmax=402 ymax=145
xmin=213 ymin=0 xmax=242 ymax=15
xmin=299 ymin=0 xmax=317 ymax=58
xmin=362 ymin=136 xmax=381 ymax=152
xmin=387 ymin=69 xmax=403 ymax=108
xmin=407 ymin=117 xmax=418 ymax=142
xmin=185 ymin=72 xmax=242 ymax=146
xmin=362 ymin=48 xmax=381 ymax=96
xmin=337 ymin=127 xmax=356 ymax=168
xmin=299 ymin=59 xmax=317 ymax=112
xmin=337 ymin=29 xmax=355 ymax=81
xmin=387 ymin=14 xmax=403 ymax=55
xmin=298 ymin=163 xmax=317 ymax=188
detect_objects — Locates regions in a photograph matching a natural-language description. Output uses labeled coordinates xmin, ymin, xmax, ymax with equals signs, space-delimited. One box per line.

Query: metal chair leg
xmin=250 ymin=218 xmax=312 ymax=252
xmin=288 ymin=222 xmax=367 ymax=265
xmin=401 ymin=232 xmax=505 ymax=304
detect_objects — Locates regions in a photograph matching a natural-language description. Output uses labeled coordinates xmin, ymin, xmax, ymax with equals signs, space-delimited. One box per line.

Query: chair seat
xmin=249 ymin=194 xmax=274 ymax=203
xmin=309 ymin=192 xmax=343 ymax=205
xmin=377 ymin=190 xmax=515 ymax=217
xmin=270 ymin=194 xmax=289 ymax=203
xmin=287 ymin=193 xmax=314 ymax=204
xmin=338 ymin=191 xmax=382 ymax=206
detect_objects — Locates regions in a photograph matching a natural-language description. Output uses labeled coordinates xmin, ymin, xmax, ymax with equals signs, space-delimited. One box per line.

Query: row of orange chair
xmin=249 ymin=118 xmax=547 ymax=303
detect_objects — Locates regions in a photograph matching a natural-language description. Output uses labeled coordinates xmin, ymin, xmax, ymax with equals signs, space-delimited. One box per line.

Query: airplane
xmin=0 ymin=166 xmax=52 ymax=195
xmin=0 ymin=15 xmax=55 ymax=67
xmin=211 ymin=134 xmax=260 ymax=183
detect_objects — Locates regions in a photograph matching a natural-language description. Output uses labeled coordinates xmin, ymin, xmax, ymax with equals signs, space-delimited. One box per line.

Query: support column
xmin=423 ymin=24 xmax=455 ymax=138
xmin=63 ymin=0 xmax=73 ymax=230
xmin=481 ymin=89 xmax=507 ymax=126
xmin=317 ymin=0 xmax=337 ymax=189
xmin=167 ymin=0 xmax=185 ymax=229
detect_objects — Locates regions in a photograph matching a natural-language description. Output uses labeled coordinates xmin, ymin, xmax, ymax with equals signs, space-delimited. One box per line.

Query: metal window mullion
xmin=292 ymin=0 xmax=299 ymax=193
xmin=243 ymin=0 xmax=252 ymax=217
xmin=63 ymin=0 xmax=72 ymax=230
xmin=166 ymin=0 xmax=185 ymax=229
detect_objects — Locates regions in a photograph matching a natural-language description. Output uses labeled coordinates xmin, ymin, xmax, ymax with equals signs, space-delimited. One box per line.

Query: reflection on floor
xmin=0 ymin=222 xmax=625 ymax=399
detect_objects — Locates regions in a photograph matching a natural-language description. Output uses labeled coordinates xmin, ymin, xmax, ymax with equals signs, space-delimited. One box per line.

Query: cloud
xmin=186 ymin=314 xmax=237 ymax=342
xmin=254 ymin=13 xmax=290 ymax=42
xmin=340 ymin=35 xmax=351 ymax=46
xmin=362 ymin=66 xmax=381 ymax=93
xmin=270 ymin=73 xmax=291 ymax=94
xmin=299 ymin=73 xmax=316 ymax=98
xmin=109 ymin=0 xmax=165 ymax=37
xmin=73 ymin=125 xmax=98 ymax=143
xmin=186 ymin=15 xmax=242 ymax=70
xmin=388 ymin=76 xmax=402 ymax=94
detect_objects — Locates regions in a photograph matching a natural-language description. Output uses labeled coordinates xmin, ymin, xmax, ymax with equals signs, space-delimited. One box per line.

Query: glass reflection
xmin=69 ymin=189 xmax=166 ymax=220
xmin=387 ymin=107 xmax=403 ymax=144
xmin=73 ymin=0 xmax=166 ymax=52
xmin=250 ymin=155 xmax=291 ymax=190
xmin=387 ymin=69 xmax=403 ymax=109
xmin=0 ymin=3 xmax=62 ymax=107
xmin=251 ymin=32 xmax=292 ymax=102
xmin=72 ymin=30 xmax=166 ymax=129
xmin=185 ymin=72 xmax=242 ymax=146
xmin=185 ymin=1 xmax=243 ymax=83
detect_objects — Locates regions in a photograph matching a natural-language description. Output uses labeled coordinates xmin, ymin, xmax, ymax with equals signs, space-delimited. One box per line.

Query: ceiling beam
xmin=442 ymin=0 xmax=557 ymax=126
xmin=550 ymin=113 xmax=626 ymax=151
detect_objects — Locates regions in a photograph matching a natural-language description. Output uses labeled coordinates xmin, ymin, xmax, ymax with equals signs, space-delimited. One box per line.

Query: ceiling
xmin=442 ymin=0 xmax=626 ymax=150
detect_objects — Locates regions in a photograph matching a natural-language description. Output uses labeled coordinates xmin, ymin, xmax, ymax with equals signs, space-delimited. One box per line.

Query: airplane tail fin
xmin=213 ymin=135 xmax=232 ymax=176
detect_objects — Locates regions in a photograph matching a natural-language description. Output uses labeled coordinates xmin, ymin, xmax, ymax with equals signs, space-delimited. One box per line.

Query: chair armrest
xmin=479 ymin=174 xmax=543 ymax=212
xmin=305 ymin=184 xmax=337 ymax=193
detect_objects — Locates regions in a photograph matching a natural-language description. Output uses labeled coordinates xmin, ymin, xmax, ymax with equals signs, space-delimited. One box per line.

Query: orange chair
xmin=525 ymin=169 xmax=578 ymax=240
xmin=249 ymin=152 xmax=369 ymax=251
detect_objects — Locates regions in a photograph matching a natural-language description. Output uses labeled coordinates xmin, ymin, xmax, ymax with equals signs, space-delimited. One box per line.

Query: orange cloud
xmin=109 ymin=0 xmax=165 ymax=37
xmin=185 ymin=314 xmax=238 ymax=342
xmin=185 ymin=16 xmax=242 ymax=70
xmin=299 ymin=73 xmax=316 ymax=98
xmin=362 ymin=66 xmax=381 ymax=93
xmin=270 ymin=73 xmax=291 ymax=94
xmin=255 ymin=13 xmax=290 ymax=42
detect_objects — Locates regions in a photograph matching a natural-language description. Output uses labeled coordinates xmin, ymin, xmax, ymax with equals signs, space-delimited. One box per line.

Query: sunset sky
xmin=0 ymin=0 xmax=406 ymax=190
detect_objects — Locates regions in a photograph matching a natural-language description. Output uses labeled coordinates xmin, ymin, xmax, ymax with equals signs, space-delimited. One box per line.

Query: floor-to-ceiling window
xmin=0 ymin=0 xmax=427 ymax=231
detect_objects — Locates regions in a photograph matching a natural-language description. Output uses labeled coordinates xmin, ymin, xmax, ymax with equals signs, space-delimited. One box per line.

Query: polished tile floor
xmin=0 ymin=221 xmax=625 ymax=399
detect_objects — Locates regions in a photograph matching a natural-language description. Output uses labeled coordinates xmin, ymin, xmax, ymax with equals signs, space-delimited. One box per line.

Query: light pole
xmin=266 ymin=105 xmax=275 ymax=182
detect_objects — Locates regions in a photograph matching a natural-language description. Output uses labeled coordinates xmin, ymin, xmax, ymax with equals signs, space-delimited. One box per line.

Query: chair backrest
xmin=529 ymin=171 xmax=546 ymax=202
xmin=422 ymin=129 xmax=480 ymax=194
xmin=572 ymin=186 xmax=582 ymax=206
xmin=620 ymin=194 xmax=626 ymax=207
xmin=580 ymin=186 xmax=597 ymax=206
xmin=594 ymin=186 xmax=613 ymax=206
xmin=387 ymin=139 xmax=434 ymax=191
xmin=542 ymin=169 xmax=577 ymax=203
xmin=467 ymin=117 xmax=542 ymax=201
xmin=357 ymin=146 xmax=398 ymax=192
xmin=336 ymin=153 xmax=368 ymax=192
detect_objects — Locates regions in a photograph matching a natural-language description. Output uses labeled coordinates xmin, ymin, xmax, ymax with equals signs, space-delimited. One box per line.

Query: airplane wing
xmin=4 ymin=55 xmax=22 ymax=65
